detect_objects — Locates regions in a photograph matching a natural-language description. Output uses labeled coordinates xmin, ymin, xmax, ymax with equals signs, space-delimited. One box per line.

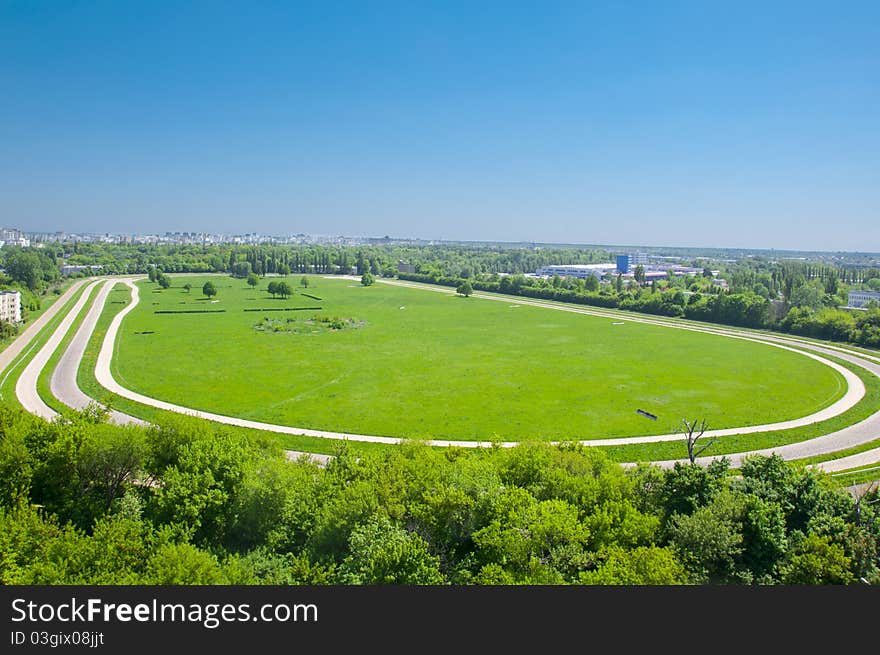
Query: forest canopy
xmin=0 ymin=404 xmax=876 ymax=585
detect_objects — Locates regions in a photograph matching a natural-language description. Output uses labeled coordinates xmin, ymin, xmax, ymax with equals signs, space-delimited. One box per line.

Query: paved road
xmin=49 ymin=278 xmax=147 ymax=426
xmin=18 ymin=275 xmax=880 ymax=473
xmin=0 ymin=278 xmax=90 ymax=396
xmin=15 ymin=279 xmax=103 ymax=420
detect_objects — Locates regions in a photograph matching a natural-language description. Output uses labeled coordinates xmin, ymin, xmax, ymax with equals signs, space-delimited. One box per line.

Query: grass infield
xmin=108 ymin=275 xmax=845 ymax=443
xmin=70 ymin=280 xmax=880 ymax=468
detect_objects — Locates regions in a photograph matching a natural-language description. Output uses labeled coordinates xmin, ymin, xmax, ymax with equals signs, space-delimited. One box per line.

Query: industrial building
xmin=536 ymin=263 xmax=617 ymax=279
xmin=848 ymin=290 xmax=880 ymax=308
xmin=615 ymin=252 xmax=649 ymax=274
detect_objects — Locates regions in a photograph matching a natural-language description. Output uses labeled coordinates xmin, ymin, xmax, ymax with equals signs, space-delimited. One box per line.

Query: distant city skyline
xmin=3 ymin=2 xmax=878 ymax=252
xmin=17 ymin=223 xmax=880 ymax=255
xmin=16 ymin=225 xmax=880 ymax=257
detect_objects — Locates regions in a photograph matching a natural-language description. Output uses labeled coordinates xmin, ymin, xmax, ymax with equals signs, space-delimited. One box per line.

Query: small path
xmin=50 ymin=279 xmax=148 ymax=426
xmin=15 ymin=280 xmax=104 ymax=419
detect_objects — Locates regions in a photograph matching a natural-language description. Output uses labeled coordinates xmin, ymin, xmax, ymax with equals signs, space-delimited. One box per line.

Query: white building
xmin=848 ymin=290 xmax=880 ymax=308
xmin=629 ymin=252 xmax=649 ymax=267
xmin=0 ymin=290 xmax=22 ymax=324
xmin=536 ymin=263 xmax=618 ymax=279
xmin=0 ymin=228 xmax=30 ymax=248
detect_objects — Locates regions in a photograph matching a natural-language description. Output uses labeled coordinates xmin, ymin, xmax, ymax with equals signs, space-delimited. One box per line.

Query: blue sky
xmin=2 ymin=1 xmax=878 ymax=251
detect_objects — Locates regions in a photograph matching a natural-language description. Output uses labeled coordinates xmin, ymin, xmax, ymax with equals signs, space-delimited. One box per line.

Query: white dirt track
xmin=10 ymin=275 xmax=880 ymax=472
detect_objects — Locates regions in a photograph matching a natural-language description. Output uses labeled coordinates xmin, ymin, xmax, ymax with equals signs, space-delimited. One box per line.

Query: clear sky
xmin=2 ymin=1 xmax=878 ymax=251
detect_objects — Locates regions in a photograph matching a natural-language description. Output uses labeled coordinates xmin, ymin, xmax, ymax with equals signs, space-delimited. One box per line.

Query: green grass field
xmin=106 ymin=275 xmax=846 ymax=442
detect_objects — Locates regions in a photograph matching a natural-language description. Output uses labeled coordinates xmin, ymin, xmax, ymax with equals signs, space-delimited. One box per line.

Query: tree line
xmin=399 ymin=269 xmax=880 ymax=348
xmin=5 ymin=241 xmax=880 ymax=348
xmin=0 ymin=404 xmax=876 ymax=585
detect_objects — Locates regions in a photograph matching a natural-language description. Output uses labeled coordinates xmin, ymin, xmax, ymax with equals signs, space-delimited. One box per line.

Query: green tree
xmin=267 ymin=281 xmax=278 ymax=298
xmin=660 ymin=459 xmax=728 ymax=520
xmin=143 ymin=542 xmax=228 ymax=584
xmin=781 ymin=534 xmax=854 ymax=584
xmin=790 ymin=282 xmax=823 ymax=310
xmin=202 ymin=281 xmax=217 ymax=299
xmin=456 ymin=281 xmax=473 ymax=297
xmin=634 ymin=265 xmax=646 ymax=286
xmin=7 ymin=252 xmax=48 ymax=291
xmin=667 ymin=491 xmax=745 ymax=583
xmin=361 ymin=271 xmax=375 ymax=286
xmin=231 ymin=261 xmax=252 ymax=279
xmin=473 ymin=488 xmax=590 ymax=583
xmin=77 ymin=425 xmax=148 ymax=514
xmin=339 ymin=515 xmax=444 ymax=585
xmin=300 ymin=276 xmax=309 ymax=288
xmin=183 ymin=283 xmax=192 ymax=293
xmin=247 ymin=273 xmax=259 ymax=290
xmin=157 ymin=274 xmax=171 ymax=289
xmin=579 ymin=546 xmax=688 ymax=585
xmin=0 ymin=430 xmax=32 ymax=506
xmin=276 ymin=281 xmax=293 ymax=299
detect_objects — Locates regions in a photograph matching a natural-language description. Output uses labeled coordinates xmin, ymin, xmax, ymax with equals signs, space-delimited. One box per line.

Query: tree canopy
xmin=0 ymin=404 xmax=875 ymax=586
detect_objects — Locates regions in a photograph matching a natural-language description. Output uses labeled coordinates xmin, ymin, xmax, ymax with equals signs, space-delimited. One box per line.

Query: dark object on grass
xmin=636 ymin=409 xmax=658 ymax=420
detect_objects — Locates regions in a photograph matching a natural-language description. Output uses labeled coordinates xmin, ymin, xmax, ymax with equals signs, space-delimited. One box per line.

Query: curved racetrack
xmin=10 ymin=275 xmax=880 ymax=471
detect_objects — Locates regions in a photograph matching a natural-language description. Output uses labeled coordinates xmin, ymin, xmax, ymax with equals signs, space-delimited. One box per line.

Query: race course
xmin=8 ymin=275 xmax=880 ymax=472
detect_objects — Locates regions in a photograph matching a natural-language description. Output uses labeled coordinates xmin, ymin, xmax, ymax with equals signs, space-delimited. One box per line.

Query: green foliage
xmin=0 ymin=405 xmax=875 ymax=586
xmin=660 ymin=460 xmax=729 ymax=521
xmin=667 ymin=490 xmax=747 ymax=583
xmin=143 ymin=542 xmax=228 ymax=584
xmin=202 ymin=281 xmax=217 ymax=298
xmin=781 ymin=534 xmax=854 ymax=584
xmin=0 ymin=430 xmax=32 ymax=507
xmin=232 ymin=261 xmax=253 ymax=278
xmin=148 ymin=428 xmax=259 ymax=548
xmin=361 ymin=271 xmax=375 ymax=286
xmin=339 ymin=515 xmax=444 ymax=584
xmin=5 ymin=250 xmax=58 ymax=292
xmin=578 ymin=546 xmax=688 ymax=584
